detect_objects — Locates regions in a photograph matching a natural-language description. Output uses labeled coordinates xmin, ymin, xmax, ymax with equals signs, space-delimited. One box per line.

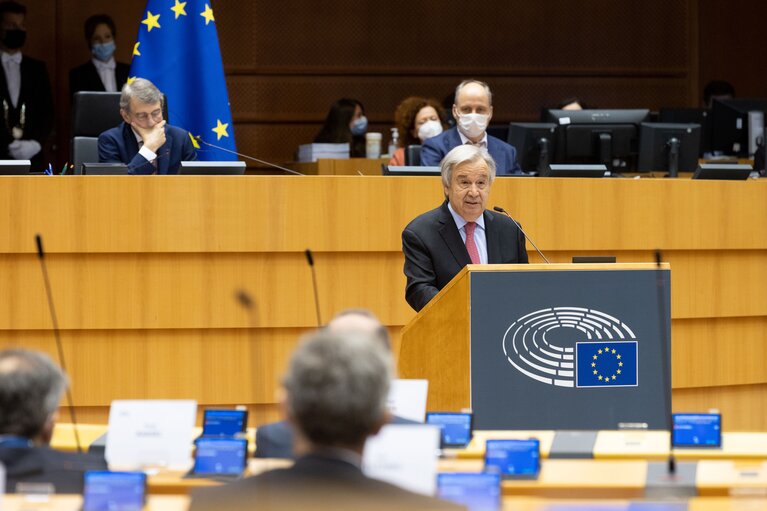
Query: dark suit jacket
xmin=420 ymin=127 xmax=522 ymax=174
xmin=0 ymin=54 xmax=54 ymax=170
xmin=189 ymin=453 xmax=462 ymax=511
xmin=69 ymin=60 xmax=130 ymax=97
xmin=255 ymin=415 xmax=419 ymax=459
xmin=98 ymin=121 xmax=197 ymax=174
xmin=402 ymin=201 xmax=529 ymax=311
xmin=0 ymin=445 xmax=108 ymax=493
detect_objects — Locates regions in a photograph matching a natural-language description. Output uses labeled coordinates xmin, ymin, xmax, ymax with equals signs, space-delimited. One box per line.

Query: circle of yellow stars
xmin=591 ymin=346 xmax=624 ymax=384
xmin=132 ymin=2 xmax=228 ymax=142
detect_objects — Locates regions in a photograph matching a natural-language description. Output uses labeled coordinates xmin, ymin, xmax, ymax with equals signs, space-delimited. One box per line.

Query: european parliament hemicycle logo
xmin=501 ymin=307 xmax=639 ymax=389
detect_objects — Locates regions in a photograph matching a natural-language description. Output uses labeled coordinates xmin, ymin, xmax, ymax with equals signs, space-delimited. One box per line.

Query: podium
xmin=399 ymin=263 xmax=671 ymax=430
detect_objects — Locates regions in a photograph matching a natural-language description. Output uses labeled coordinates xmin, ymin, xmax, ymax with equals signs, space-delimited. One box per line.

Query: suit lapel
xmin=121 ymin=122 xmax=139 ymax=160
xmin=484 ymin=210 xmax=502 ymax=263
xmin=437 ymin=202 xmax=471 ymax=267
xmin=157 ymin=132 xmax=171 ymax=174
xmin=445 ymin=127 xmax=462 ymax=151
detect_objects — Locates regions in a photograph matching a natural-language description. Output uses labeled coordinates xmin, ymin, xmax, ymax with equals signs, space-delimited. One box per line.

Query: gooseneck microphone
xmin=655 ymin=250 xmax=675 ymax=475
xmin=35 ymin=234 xmax=82 ymax=453
xmin=304 ymin=249 xmax=322 ymax=327
xmin=492 ymin=206 xmax=550 ymax=264
xmin=193 ymin=136 xmax=305 ymax=176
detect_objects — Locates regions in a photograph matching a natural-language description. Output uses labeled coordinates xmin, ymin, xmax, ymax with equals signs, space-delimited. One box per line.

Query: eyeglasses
xmin=131 ymin=109 xmax=163 ymax=123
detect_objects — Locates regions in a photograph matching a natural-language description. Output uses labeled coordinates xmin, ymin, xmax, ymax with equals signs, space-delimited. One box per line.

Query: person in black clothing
xmin=0 ymin=1 xmax=53 ymax=170
xmin=69 ymin=14 xmax=129 ymax=97
xmin=314 ymin=98 xmax=367 ymax=157
xmin=0 ymin=349 xmax=107 ymax=493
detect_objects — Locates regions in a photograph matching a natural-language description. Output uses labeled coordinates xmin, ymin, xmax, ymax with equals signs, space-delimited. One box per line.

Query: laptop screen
xmin=193 ymin=437 xmax=248 ymax=475
xmin=202 ymin=409 xmax=247 ymax=436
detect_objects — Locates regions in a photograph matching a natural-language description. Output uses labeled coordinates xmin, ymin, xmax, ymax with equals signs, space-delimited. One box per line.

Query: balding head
xmin=327 ymin=308 xmax=390 ymax=350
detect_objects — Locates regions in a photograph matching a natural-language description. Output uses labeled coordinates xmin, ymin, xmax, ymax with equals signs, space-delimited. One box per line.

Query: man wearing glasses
xmin=402 ymin=144 xmax=528 ymax=312
xmin=98 ymin=77 xmax=196 ymax=174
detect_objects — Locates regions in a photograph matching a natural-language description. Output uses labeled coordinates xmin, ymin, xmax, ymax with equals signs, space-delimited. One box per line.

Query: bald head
xmin=327 ymin=309 xmax=390 ymax=350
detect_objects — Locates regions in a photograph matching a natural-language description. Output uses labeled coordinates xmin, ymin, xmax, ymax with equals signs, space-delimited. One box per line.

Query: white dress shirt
xmin=92 ymin=57 xmax=117 ymax=92
xmin=1 ymin=51 xmax=22 ymax=107
xmin=458 ymin=130 xmax=488 ymax=148
xmin=447 ymin=202 xmax=488 ymax=264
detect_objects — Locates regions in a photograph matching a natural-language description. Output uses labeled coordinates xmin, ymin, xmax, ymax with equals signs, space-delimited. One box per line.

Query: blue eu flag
xmin=130 ymin=0 xmax=236 ymax=160
xmin=576 ymin=341 xmax=638 ymax=388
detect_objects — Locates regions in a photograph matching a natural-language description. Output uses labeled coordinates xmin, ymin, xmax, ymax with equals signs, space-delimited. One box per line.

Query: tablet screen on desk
xmin=437 ymin=472 xmax=500 ymax=511
xmin=193 ymin=437 xmax=248 ymax=475
xmin=202 ymin=409 xmax=247 ymax=436
xmin=672 ymin=413 xmax=721 ymax=447
xmin=83 ymin=471 xmax=146 ymax=511
xmin=484 ymin=439 xmax=540 ymax=478
xmin=426 ymin=412 xmax=473 ymax=447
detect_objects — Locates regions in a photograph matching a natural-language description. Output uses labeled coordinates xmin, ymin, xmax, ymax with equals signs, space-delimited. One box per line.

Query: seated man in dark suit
xmin=255 ymin=308 xmax=417 ymax=459
xmin=420 ymin=80 xmax=521 ymax=175
xmin=190 ymin=330 xmax=459 ymax=511
xmin=403 ymin=144 xmax=528 ymax=312
xmin=98 ymin=77 xmax=196 ymax=174
xmin=0 ymin=349 xmax=107 ymax=493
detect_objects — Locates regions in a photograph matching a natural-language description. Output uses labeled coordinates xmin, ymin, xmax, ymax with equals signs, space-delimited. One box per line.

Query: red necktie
xmin=465 ymin=222 xmax=480 ymax=264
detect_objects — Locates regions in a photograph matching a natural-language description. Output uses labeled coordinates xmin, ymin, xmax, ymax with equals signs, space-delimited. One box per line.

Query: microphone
xmin=492 ymin=206 xmax=550 ymax=264
xmin=35 ymin=234 xmax=82 ymax=453
xmin=193 ymin=135 xmax=305 ymax=176
xmin=234 ymin=288 xmax=259 ymax=347
xmin=304 ymin=249 xmax=322 ymax=326
xmin=655 ymin=249 xmax=675 ymax=475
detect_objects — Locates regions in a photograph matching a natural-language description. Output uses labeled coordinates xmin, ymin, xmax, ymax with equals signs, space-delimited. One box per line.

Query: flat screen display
xmin=437 ymin=472 xmax=501 ymax=511
xmin=426 ymin=412 xmax=473 ymax=447
xmin=202 ymin=409 xmax=247 ymax=436
xmin=83 ymin=471 xmax=146 ymax=511
xmin=672 ymin=413 xmax=721 ymax=447
xmin=193 ymin=437 xmax=248 ymax=475
xmin=484 ymin=439 xmax=540 ymax=478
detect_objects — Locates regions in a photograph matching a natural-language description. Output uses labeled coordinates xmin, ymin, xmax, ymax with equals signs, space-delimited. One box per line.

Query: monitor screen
xmin=543 ymin=109 xmax=650 ymax=171
xmin=711 ymin=98 xmax=767 ymax=156
xmin=426 ymin=412 xmax=473 ymax=447
xmin=83 ymin=471 xmax=146 ymax=511
xmin=672 ymin=413 xmax=721 ymax=447
xmin=193 ymin=437 xmax=248 ymax=475
xmin=382 ymin=165 xmax=441 ymax=176
xmin=507 ymin=123 xmax=557 ymax=173
xmin=659 ymin=107 xmax=712 ymax=155
xmin=637 ymin=122 xmax=701 ymax=173
xmin=437 ymin=472 xmax=501 ymax=511
xmin=202 ymin=409 xmax=247 ymax=436
xmin=179 ymin=161 xmax=246 ymax=175
xmin=484 ymin=438 xmax=540 ymax=478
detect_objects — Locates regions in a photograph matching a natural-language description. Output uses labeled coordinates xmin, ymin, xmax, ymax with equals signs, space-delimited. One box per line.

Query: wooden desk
xmin=289 ymin=158 xmax=388 ymax=175
xmin=0 ymin=176 xmax=765 ymax=428
xmin=594 ymin=431 xmax=767 ymax=461
xmin=1 ymin=495 xmax=189 ymax=511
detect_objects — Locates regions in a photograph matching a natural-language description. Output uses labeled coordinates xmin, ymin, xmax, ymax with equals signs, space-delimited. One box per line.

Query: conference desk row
xmin=1 ymin=175 xmax=766 ymax=430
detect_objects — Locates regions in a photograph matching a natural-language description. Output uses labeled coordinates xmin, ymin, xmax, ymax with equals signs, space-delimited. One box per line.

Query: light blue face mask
xmin=92 ymin=41 xmax=116 ymax=62
xmin=350 ymin=115 xmax=368 ymax=136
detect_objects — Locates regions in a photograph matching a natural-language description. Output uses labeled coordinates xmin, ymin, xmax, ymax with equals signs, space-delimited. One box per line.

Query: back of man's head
xmin=0 ymin=349 xmax=67 ymax=441
xmin=283 ymin=330 xmax=393 ymax=450
xmin=327 ymin=308 xmax=390 ymax=350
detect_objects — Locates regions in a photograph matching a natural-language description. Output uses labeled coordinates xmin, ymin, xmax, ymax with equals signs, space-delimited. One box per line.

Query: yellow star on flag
xmin=171 ymin=0 xmax=187 ymax=19
xmin=597 ymin=349 xmax=602 ymax=354
xmin=212 ymin=119 xmax=229 ymax=140
xmin=617 ymin=369 xmax=622 ymax=374
xmin=142 ymin=11 xmax=161 ymax=32
xmin=612 ymin=375 xmax=616 ymax=380
xmin=591 ymin=362 xmax=596 ymax=367
xmin=612 ymin=349 xmax=617 ymax=354
xmin=598 ymin=375 xmax=603 ymax=381
xmin=200 ymin=3 xmax=215 ymax=25
xmin=593 ymin=370 xmax=597 ymax=375
xmin=127 ymin=76 xmax=137 ymax=85
xmin=616 ymin=354 xmax=621 ymax=360
xmin=189 ymin=133 xmax=200 ymax=149
xmin=133 ymin=42 xmax=141 ymax=56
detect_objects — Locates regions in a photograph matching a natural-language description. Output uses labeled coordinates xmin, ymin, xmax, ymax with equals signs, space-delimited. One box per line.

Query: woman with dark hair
xmin=69 ymin=14 xmax=129 ymax=97
xmin=314 ymin=98 xmax=366 ymax=157
xmin=389 ymin=96 xmax=447 ymax=166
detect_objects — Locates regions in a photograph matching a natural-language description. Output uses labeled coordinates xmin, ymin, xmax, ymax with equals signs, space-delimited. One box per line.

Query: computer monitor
xmin=179 ymin=161 xmax=246 ymax=175
xmin=638 ymin=123 xmax=701 ymax=176
xmin=711 ymin=98 xmax=767 ymax=156
xmin=382 ymin=165 xmax=440 ymax=176
xmin=543 ymin=109 xmax=650 ymax=172
xmin=507 ymin=123 xmax=557 ymax=173
xmin=659 ymin=108 xmax=711 ymax=155
xmin=0 ymin=159 xmax=31 ymax=174
xmin=81 ymin=163 xmax=129 ymax=175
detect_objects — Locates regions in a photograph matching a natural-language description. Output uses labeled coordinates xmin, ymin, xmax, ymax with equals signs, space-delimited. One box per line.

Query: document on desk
xmin=387 ymin=379 xmax=428 ymax=422
xmin=106 ymin=400 xmax=197 ymax=471
xmin=363 ymin=424 xmax=440 ymax=496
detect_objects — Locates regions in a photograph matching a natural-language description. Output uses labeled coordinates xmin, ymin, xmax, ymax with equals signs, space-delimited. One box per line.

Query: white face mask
xmin=417 ymin=120 xmax=443 ymax=142
xmin=457 ymin=113 xmax=489 ymax=140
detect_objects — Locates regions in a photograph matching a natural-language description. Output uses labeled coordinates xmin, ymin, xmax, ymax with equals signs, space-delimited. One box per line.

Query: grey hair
xmin=283 ymin=330 xmax=394 ymax=447
xmin=454 ymin=79 xmax=493 ymax=106
xmin=440 ymin=144 xmax=497 ymax=189
xmin=120 ymin=78 xmax=162 ymax=111
xmin=0 ymin=349 xmax=68 ymax=438
xmin=327 ymin=308 xmax=390 ymax=351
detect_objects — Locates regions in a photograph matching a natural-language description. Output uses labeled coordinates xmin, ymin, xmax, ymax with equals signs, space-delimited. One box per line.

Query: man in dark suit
xmin=0 ymin=1 xmax=53 ymax=171
xmin=421 ymin=80 xmax=521 ymax=175
xmin=0 ymin=349 xmax=108 ymax=493
xmin=403 ymin=144 xmax=528 ymax=312
xmin=98 ymin=77 xmax=196 ymax=174
xmin=190 ymin=330 xmax=460 ymax=511
xmin=255 ymin=308 xmax=418 ymax=459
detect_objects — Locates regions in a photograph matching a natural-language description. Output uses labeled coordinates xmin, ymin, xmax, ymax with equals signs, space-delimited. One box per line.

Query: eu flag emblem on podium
xmin=576 ymin=341 xmax=638 ymax=388
xmin=130 ymin=0 xmax=236 ymax=161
